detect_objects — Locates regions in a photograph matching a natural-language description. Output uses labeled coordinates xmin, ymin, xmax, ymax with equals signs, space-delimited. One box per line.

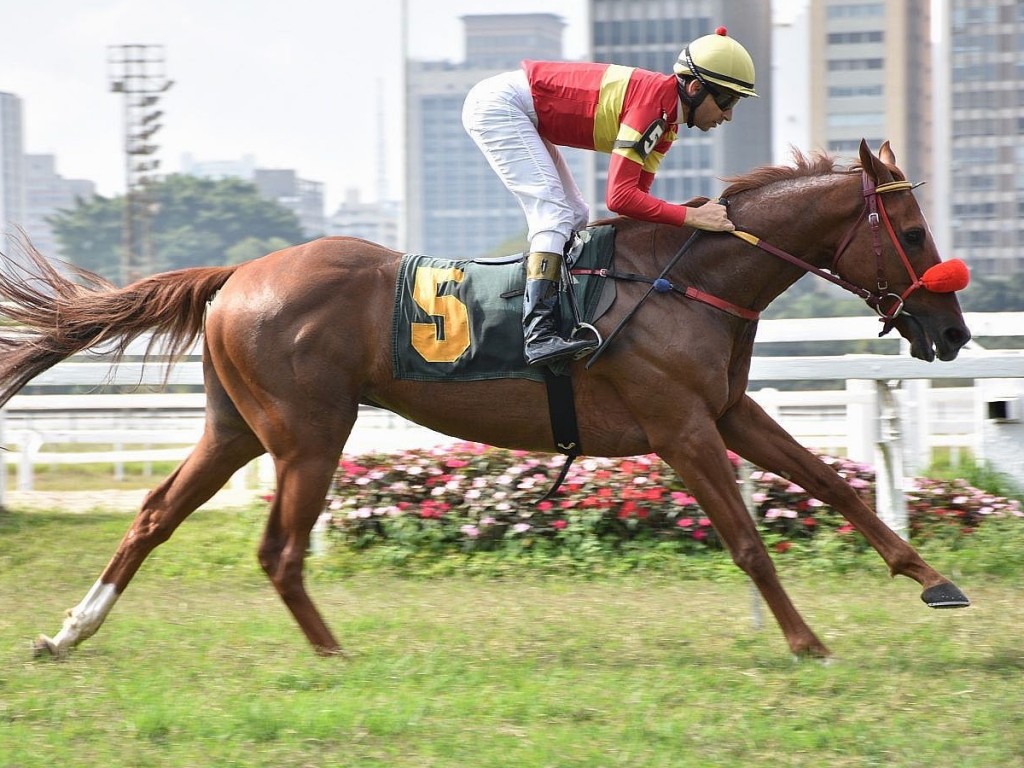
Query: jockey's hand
xmin=685 ymin=200 xmax=735 ymax=232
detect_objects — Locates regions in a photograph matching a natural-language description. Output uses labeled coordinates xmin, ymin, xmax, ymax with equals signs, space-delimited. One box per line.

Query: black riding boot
xmin=522 ymin=252 xmax=596 ymax=366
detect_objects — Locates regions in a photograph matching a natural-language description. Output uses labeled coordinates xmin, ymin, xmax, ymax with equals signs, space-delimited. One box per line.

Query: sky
xmin=2 ymin=0 xmax=589 ymax=212
xmin=4 ymin=1 xmax=808 ymax=214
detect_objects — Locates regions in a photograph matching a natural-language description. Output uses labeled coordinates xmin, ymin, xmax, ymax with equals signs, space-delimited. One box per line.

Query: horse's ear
xmin=858 ymin=139 xmax=873 ymax=172
xmin=879 ymin=140 xmax=897 ymax=166
xmin=858 ymin=139 xmax=894 ymax=184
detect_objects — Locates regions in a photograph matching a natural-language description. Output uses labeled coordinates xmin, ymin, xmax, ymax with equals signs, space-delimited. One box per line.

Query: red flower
xmin=537 ymin=500 xmax=554 ymax=512
xmin=552 ymin=519 xmax=567 ymax=530
xmin=803 ymin=517 xmax=817 ymax=527
xmin=775 ymin=541 xmax=792 ymax=553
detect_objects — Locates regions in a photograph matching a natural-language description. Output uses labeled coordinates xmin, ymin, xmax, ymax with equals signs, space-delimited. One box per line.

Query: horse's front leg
xmin=717 ymin=394 xmax=969 ymax=608
xmin=651 ymin=415 xmax=831 ymax=657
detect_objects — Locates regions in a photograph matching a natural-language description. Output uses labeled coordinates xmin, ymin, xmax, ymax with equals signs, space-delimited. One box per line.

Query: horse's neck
xmin=698 ymin=178 xmax=861 ymax=312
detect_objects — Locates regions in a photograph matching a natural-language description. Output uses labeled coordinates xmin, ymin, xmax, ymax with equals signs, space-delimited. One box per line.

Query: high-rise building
xmin=944 ymin=0 xmax=1024 ymax=277
xmin=253 ymin=169 xmax=325 ymax=238
xmin=180 ymin=154 xmax=325 ymax=238
xmin=0 ymin=91 xmax=26 ymax=268
xmin=404 ymin=13 xmax=588 ymax=257
xmin=588 ymin=0 xmax=773 ymax=218
xmin=24 ymin=154 xmax=95 ymax=259
xmin=808 ymin=0 xmax=934 ymax=217
xmin=328 ymin=188 xmax=400 ymax=250
xmin=772 ymin=1 xmax=812 ymax=164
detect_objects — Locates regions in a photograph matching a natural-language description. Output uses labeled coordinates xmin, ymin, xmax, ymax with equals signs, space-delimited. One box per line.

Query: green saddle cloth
xmin=392 ymin=225 xmax=615 ymax=382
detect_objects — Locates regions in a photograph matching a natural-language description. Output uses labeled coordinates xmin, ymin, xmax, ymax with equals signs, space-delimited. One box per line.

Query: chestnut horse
xmin=1 ymin=141 xmax=971 ymax=660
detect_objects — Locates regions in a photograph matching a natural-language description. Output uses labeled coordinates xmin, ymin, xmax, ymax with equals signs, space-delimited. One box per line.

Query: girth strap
xmin=539 ymin=368 xmax=581 ymax=503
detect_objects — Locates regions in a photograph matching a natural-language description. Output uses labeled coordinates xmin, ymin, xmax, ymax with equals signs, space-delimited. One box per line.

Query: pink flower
xmin=552 ymin=519 xmax=567 ymax=530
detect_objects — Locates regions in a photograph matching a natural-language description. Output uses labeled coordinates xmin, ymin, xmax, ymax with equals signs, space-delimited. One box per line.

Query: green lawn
xmin=1 ymin=505 xmax=1022 ymax=767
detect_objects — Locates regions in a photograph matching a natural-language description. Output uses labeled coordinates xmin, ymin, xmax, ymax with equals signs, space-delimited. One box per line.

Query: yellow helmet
xmin=674 ymin=26 xmax=758 ymax=99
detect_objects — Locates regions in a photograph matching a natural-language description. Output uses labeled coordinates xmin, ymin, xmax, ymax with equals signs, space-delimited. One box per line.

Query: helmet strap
xmin=676 ymin=77 xmax=706 ymax=129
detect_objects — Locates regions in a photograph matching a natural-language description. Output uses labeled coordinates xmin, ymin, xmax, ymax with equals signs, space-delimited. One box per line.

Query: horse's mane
xmin=720 ymin=149 xmax=852 ymax=198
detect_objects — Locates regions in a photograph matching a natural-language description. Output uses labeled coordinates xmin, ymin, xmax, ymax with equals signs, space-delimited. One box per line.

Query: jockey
xmin=462 ymin=26 xmax=758 ymax=367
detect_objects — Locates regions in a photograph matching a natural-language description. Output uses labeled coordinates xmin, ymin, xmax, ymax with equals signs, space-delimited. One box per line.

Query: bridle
xmin=577 ymin=168 xmax=967 ymax=368
xmin=730 ymin=171 xmax=942 ymax=337
xmin=832 ymin=174 xmax=924 ymax=328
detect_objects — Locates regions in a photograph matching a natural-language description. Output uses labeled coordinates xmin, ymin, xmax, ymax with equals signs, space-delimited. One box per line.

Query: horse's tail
xmin=0 ymin=241 xmax=239 ymax=408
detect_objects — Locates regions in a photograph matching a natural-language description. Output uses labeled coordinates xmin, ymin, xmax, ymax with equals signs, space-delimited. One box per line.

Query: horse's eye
xmin=902 ymin=228 xmax=925 ymax=247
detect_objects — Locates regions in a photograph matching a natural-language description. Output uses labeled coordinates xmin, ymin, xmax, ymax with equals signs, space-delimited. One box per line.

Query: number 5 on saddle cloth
xmin=391 ymin=225 xmax=616 ymax=383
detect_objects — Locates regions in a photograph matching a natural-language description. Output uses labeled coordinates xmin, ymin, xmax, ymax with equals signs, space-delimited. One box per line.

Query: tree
xmin=49 ymin=174 xmax=306 ymax=283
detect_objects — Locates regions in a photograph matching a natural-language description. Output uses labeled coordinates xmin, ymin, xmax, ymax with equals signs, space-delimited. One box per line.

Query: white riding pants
xmin=462 ymin=69 xmax=590 ymax=255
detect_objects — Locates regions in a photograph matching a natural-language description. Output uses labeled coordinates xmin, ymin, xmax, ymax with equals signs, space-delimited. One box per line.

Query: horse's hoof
xmin=922 ymin=582 xmax=970 ymax=609
xmin=32 ymin=635 xmax=57 ymax=659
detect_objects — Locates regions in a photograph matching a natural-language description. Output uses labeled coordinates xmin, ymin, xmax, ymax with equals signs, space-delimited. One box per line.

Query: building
xmin=772 ymin=0 xmax=812 ymax=164
xmin=808 ymin=0 xmax=934 ymax=217
xmin=181 ymin=153 xmax=325 ymax=238
xmin=943 ymin=0 xmax=1024 ymax=278
xmin=24 ymin=154 xmax=95 ymax=259
xmin=328 ymin=188 xmax=400 ymax=250
xmin=252 ymin=169 xmax=325 ymax=238
xmin=0 ymin=91 xmax=25 ymax=269
xmin=588 ymin=0 xmax=774 ymax=218
xmin=404 ymin=13 xmax=589 ymax=258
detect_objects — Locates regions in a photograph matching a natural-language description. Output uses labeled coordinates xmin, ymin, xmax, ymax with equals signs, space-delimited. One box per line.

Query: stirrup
xmin=569 ymin=323 xmax=602 ymax=359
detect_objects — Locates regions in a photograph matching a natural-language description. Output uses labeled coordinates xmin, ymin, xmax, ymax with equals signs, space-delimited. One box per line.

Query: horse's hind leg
xmin=258 ymin=446 xmax=348 ymax=656
xmin=718 ymin=395 xmax=968 ymax=606
xmin=33 ymin=425 xmax=264 ymax=658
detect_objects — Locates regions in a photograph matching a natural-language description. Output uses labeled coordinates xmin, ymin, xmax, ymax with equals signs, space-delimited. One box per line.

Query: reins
xmin=578 ymin=173 xmax=928 ymax=366
xmin=728 ymin=174 xmax=920 ymax=336
xmin=579 ymin=228 xmax=705 ymax=369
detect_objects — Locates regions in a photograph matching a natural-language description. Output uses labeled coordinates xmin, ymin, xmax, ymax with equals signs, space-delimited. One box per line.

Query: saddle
xmin=391 ymin=225 xmax=616 ymax=383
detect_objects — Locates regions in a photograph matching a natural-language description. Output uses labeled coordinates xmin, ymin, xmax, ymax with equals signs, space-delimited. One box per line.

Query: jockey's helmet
xmin=674 ymin=27 xmax=758 ymax=99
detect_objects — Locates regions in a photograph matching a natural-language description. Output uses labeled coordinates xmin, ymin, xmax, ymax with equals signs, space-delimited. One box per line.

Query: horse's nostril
xmin=944 ymin=326 xmax=971 ymax=349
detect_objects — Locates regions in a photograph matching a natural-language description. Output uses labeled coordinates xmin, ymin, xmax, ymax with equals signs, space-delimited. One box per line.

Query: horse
xmin=0 ymin=140 xmax=972 ymax=660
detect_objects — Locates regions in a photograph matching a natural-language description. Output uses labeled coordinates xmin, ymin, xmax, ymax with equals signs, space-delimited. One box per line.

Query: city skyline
xmin=5 ymin=1 xmax=811 ymax=213
xmin=2 ymin=0 xmax=590 ymax=213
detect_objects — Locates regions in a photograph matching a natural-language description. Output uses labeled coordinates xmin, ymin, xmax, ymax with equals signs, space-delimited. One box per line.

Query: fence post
xmin=845 ymin=379 xmax=876 ymax=462
xmin=902 ymin=379 xmax=930 ymax=476
xmin=874 ymin=379 xmax=909 ymax=539
xmin=17 ymin=431 xmax=43 ymax=491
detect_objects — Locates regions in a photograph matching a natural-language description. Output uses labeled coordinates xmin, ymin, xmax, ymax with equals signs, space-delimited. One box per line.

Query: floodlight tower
xmin=107 ymin=45 xmax=173 ymax=284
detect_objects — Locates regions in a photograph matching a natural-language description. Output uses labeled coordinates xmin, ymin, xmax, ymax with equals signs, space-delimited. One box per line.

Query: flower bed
xmin=324 ymin=442 xmax=1023 ymax=558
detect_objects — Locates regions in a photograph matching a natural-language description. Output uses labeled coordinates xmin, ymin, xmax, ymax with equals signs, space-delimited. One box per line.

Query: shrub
xmin=323 ymin=443 xmax=1023 ymax=565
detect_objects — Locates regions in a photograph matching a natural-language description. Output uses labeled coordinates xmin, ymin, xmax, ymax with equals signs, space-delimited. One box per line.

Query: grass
xmin=1 ymin=504 xmax=1023 ymax=767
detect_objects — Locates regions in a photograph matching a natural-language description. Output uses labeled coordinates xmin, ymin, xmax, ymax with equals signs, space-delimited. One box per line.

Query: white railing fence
xmin=2 ymin=312 xmax=1022 ymax=537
